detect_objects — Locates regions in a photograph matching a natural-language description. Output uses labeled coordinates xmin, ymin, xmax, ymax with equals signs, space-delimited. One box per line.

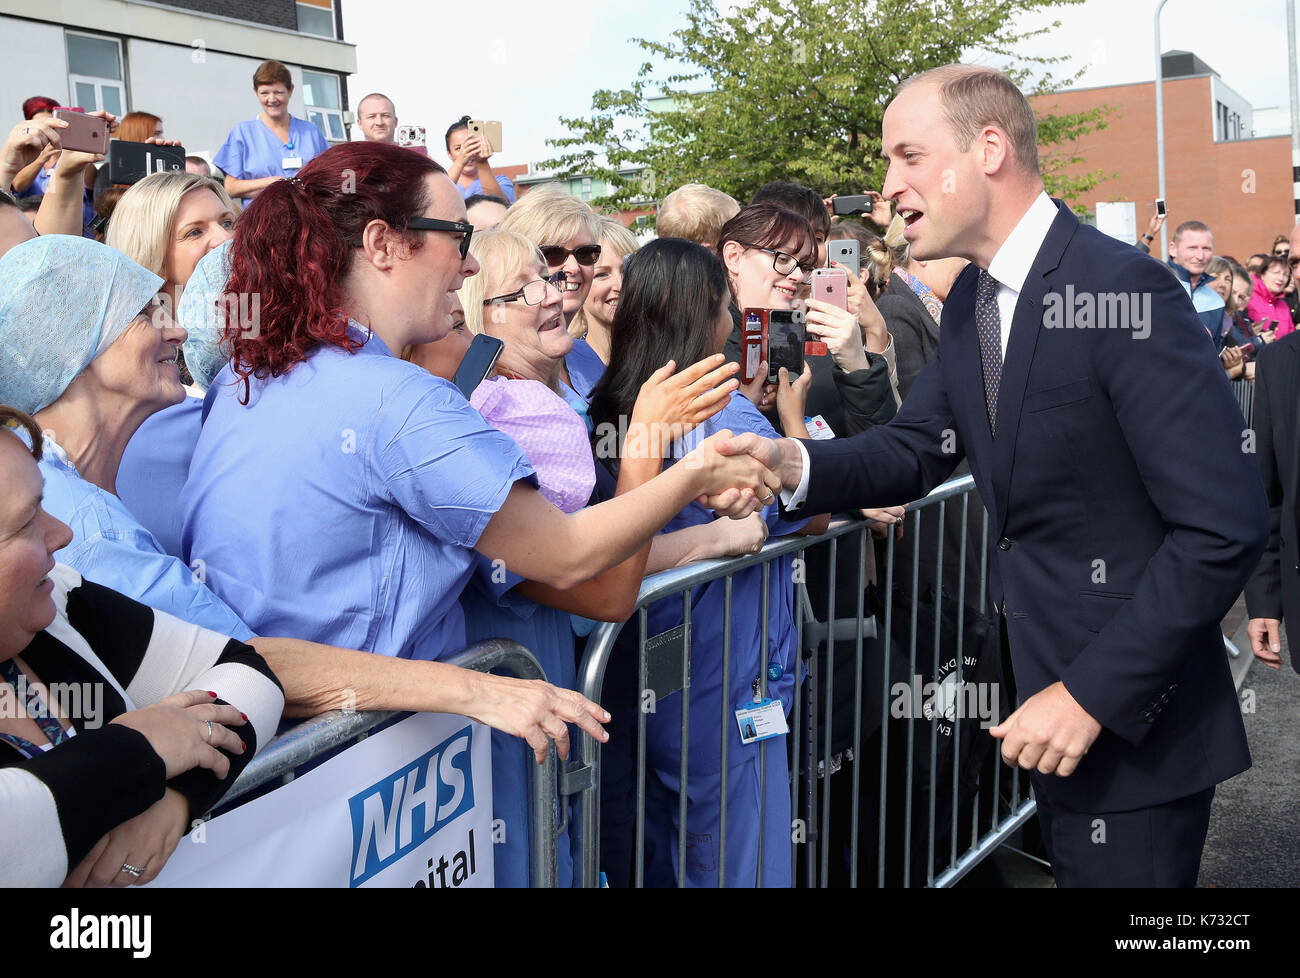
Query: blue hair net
xmin=179 ymin=240 xmax=233 ymax=392
xmin=0 ymin=235 xmax=163 ymax=414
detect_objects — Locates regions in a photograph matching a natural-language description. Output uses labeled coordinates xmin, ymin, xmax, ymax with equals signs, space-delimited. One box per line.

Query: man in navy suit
xmin=720 ymin=65 xmax=1268 ymax=886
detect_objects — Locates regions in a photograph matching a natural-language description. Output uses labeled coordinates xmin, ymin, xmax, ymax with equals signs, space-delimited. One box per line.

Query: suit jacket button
xmin=997 ymin=537 xmax=1013 ymax=551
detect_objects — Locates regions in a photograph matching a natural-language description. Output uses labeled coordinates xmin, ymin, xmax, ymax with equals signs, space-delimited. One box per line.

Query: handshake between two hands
xmin=689 ymin=431 xmax=799 ymax=520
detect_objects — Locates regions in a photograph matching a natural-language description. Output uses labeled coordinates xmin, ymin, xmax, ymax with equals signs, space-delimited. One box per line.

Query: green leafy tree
xmin=540 ymin=0 xmax=1110 ymax=216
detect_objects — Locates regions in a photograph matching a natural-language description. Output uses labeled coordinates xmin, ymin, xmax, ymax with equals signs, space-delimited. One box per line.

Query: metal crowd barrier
xmin=571 ymin=474 xmax=1038 ymax=887
xmin=216 ymin=639 xmax=560 ymax=888
xmin=1230 ymin=377 xmax=1255 ymax=427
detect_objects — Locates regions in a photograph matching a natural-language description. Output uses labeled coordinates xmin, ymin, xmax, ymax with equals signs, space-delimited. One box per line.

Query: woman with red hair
xmin=180 ymin=142 xmax=775 ymax=732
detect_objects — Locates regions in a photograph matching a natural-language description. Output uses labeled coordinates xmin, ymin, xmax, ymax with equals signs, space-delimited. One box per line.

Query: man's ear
xmin=977 ymin=125 xmax=1012 ymax=177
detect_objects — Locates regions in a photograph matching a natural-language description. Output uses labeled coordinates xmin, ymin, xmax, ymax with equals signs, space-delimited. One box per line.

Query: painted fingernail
xmin=207 ymin=690 xmax=217 ymax=698
xmin=240 ymin=712 xmax=248 ymax=723
xmin=240 ymin=740 xmax=246 ymax=751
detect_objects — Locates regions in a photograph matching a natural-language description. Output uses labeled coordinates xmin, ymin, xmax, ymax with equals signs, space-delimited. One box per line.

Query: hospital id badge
xmin=735 ymin=698 xmax=788 ymax=744
xmin=804 ymin=414 xmax=835 ymax=440
xmin=282 ymin=156 xmax=304 ymax=170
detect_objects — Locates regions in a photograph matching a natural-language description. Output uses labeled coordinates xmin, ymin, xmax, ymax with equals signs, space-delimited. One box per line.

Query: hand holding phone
xmin=827 ymin=239 xmax=861 ymax=278
xmin=767 ymin=310 xmax=806 ymax=383
xmin=810 ymin=267 xmax=848 ymax=311
xmin=52 ymin=109 xmax=110 ymax=155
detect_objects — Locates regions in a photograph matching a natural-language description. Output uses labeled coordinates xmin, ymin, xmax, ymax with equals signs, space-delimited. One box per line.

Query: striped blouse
xmin=0 ymin=565 xmax=284 ymax=887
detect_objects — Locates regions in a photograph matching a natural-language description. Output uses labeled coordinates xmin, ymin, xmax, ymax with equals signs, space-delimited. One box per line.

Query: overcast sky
xmin=342 ymin=0 xmax=1296 ymax=171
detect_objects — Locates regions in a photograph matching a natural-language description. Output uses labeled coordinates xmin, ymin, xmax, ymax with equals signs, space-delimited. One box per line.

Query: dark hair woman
xmin=589 ymin=237 xmax=825 ymax=887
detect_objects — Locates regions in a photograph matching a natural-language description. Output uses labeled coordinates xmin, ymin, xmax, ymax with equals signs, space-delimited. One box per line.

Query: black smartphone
xmin=1155 ymin=198 xmax=1166 ymax=217
xmin=453 ymin=333 xmax=504 ymax=399
xmin=767 ymin=310 xmax=805 ymax=383
xmin=108 ymin=140 xmax=186 ymax=185
xmin=832 ymin=194 xmax=875 ymax=217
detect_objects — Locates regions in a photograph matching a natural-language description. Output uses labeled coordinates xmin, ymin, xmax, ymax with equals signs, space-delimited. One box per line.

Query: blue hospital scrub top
xmin=459 ymin=174 xmax=516 ymax=204
xmin=212 ymin=116 xmax=329 ymax=182
xmin=38 ymin=438 xmax=254 ymax=641
xmin=181 ymin=325 xmax=535 ymax=661
xmin=117 ymin=395 xmax=203 ymax=559
xmin=564 ymin=337 xmax=606 ymax=402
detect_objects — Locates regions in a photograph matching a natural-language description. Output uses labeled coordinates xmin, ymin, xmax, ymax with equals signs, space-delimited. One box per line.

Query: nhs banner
xmin=149 ymin=714 xmax=493 ymax=888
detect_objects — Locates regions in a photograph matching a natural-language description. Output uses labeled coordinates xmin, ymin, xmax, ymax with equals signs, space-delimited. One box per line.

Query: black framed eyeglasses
xmin=540 ymin=244 xmax=601 ymax=267
xmin=352 ymin=218 xmax=475 ymax=257
xmin=737 ymin=242 xmax=816 ymax=277
xmin=483 ymin=271 xmax=566 ymax=307
xmin=407 ymin=218 xmax=474 ymax=259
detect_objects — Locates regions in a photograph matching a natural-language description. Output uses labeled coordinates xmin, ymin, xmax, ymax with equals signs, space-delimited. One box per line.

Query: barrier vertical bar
xmin=677 ymin=589 xmax=692 ymax=887
xmin=952 ymin=493 xmax=970 ymax=871
xmin=635 ymin=607 xmax=648 ymax=888
xmin=757 ymin=560 xmax=770 ymax=888
xmin=818 ymin=536 xmax=838 ymax=887
xmin=789 ymin=555 xmax=804 ymax=885
xmin=849 ymin=526 xmax=867 ymax=887
xmin=720 ymin=574 xmax=733 ymax=888
xmin=927 ymin=499 xmax=946 ymax=885
xmin=903 ymin=509 xmax=921 ymax=888
xmin=878 ymin=525 xmax=895 ymax=887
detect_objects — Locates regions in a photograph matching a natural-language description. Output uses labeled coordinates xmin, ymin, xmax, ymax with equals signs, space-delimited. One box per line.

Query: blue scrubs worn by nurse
xmin=0 ymin=235 xmax=254 ymax=641
xmin=213 ymin=59 xmax=328 ymax=201
xmin=594 ymin=393 xmax=807 ymax=887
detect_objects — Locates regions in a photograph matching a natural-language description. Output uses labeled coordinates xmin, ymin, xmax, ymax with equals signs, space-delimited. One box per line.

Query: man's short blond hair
xmin=898 ymin=65 xmax=1040 ymax=176
xmin=656 ymin=183 xmax=740 ymax=247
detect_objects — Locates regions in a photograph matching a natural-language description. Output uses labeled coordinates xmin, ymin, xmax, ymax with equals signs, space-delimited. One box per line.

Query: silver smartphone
xmin=827 ymin=239 xmax=860 ymax=279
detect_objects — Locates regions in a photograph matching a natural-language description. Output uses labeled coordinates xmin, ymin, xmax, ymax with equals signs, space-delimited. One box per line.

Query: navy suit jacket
xmin=799 ymin=201 xmax=1268 ymax=812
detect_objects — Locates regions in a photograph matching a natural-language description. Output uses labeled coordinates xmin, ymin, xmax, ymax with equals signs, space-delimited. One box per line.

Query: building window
xmin=297 ymin=1 xmax=336 ymax=39
xmin=302 ymin=70 xmax=345 ymax=142
xmin=581 ymin=177 xmax=593 ymax=201
xmin=66 ymin=32 xmax=125 ymax=116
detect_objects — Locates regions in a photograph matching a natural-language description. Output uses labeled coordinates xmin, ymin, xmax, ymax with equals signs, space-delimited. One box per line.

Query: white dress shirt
xmin=781 ymin=191 xmax=1060 ymax=510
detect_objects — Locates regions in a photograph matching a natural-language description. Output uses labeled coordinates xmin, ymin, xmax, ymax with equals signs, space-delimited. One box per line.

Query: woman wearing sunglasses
xmin=180 ymin=143 xmax=778 ymax=747
xmin=501 ymin=186 xmax=604 ymax=335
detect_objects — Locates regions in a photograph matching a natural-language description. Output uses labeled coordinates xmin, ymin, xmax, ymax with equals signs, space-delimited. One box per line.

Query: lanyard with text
xmin=735 ymin=674 xmax=788 ymax=745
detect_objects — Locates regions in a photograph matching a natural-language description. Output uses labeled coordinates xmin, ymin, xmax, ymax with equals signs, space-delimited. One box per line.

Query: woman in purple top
xmin=214 ymin=60 xmax=328 ymax=202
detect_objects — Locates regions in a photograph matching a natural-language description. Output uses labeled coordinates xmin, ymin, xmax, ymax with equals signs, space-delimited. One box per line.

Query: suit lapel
xmin=991 ymin=201 xmax=1078 ymax=535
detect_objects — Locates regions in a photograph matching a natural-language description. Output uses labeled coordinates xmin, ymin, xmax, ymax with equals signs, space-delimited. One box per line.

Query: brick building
xmin=0 ymin=0 xmax=356 ymax=164
xmin=1030 ymin=51 xmax=1294 ymax=262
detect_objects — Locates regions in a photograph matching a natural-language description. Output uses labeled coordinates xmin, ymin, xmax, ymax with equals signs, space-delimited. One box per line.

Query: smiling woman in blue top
xmin=213 ymin=60 xmax=329 ymax=202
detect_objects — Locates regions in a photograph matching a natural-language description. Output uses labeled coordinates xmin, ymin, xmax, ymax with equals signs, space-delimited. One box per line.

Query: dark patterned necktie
xmin=976 ymin=269 xmax=1002 ymax=434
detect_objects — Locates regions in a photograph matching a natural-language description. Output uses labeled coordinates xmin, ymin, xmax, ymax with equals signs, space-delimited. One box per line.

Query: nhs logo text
xmin=348 ymin=725 xmax=476 ymax=886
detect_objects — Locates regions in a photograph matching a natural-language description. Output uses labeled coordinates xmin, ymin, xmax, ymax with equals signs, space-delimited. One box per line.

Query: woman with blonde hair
xmin=566 ymin=217 xmax=639 ymax=398
xmin=107 ymin=171 xmax=237 ymax=556
xmin=500 ymin=185 xmax=604 ymax=332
